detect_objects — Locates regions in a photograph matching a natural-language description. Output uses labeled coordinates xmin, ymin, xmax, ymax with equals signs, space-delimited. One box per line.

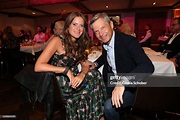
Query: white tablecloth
xmin=143 ymin=47 xmax=176 ymax=76
xmin=88 ymin=48 xmax=177 ymax=76
xmin=20 ymin=43 xmax=46 ymax=55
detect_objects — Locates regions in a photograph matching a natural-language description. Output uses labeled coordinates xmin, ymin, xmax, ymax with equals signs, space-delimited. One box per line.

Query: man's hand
xmin=82 ymin=60 xmax=96 ymax=69
xmin=112 ymin=86 xmax=125 ymax=108
xmin=170 ymin=57 xmax=178 ymax=68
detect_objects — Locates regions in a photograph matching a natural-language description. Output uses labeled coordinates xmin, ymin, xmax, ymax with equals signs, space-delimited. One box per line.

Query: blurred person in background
xmin=118 ymin=22 xmax=136 ymax=37
xmin=33 ymin=26 xmax=45 ymax=43
xmin=160 ymin=17 xmax=180 ymax=73
xmin=1 ymin=26 xmax=22 ymax=74
xmin=139 ymin=24 xmax=152 ymax=48
xmin=53 ymin=20 xmax=65 ymax=37
xmin=18 ymin=29 xmax=26 ymax=43
xmin=44 ymin=27 xmax=53 ymax=42
xmin=162 ymin=26 xmax=172 ymax=37
xmin=43 ymin=19 xmax=65 ymax=49
xmin=1 ymin=26 xmax=20 ymax=49
xmin=25 ymin=30 xmax=32 ymax=40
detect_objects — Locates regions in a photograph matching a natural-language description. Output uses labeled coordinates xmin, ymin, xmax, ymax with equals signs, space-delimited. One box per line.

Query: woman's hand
xmin=71 ymin=60 xmax=90 ymax=88
xmin=71 ymin=72 xmax=85 ymax=88
xmin=66 ymin=69 xmax=75 ymax=86
xmin=66 ymin=69 xmax=83 ymax=89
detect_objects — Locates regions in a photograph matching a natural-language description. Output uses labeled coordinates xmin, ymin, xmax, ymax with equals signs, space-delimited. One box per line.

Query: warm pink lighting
xmin=28 ymin=0 xmax=78 ymax=5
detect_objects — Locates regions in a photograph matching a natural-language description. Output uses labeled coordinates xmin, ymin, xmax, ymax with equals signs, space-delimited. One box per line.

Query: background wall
xmin=0 ymin=14 xmax=35 ymax=36
xmin=0 ymin=10 xmax=174 ymax=42
xmin=34 ymin=16 xmax=61 ymax=30
xmin=121 ymin=12 xmax=135 ymax=33
xmin=0 ymin=13 xmax=60 ymax=37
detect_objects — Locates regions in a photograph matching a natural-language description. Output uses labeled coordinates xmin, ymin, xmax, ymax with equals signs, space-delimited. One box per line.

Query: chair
xmin=1 ymin=48 xmax=25 ymax=75
xmin=132 ymin=75 xmax=180 ymax=119
xmin=0 ymin=48 xmax=9 ymax=79
xmin=14 ymin=64 xmax=56 ymax=119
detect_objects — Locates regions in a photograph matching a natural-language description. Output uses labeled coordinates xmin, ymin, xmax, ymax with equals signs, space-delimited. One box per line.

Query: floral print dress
xmin=51 ymin=53 xmax=107 ymax=120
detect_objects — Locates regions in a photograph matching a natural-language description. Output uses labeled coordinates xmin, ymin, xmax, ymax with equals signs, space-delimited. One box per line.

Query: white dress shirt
xmin=103 ymin=31 xmax=117 ymax=74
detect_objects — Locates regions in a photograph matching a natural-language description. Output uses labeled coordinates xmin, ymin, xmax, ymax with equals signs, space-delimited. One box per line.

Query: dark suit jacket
xmin=95 ymin=31 xmax=154 ymax=94
xmin=160 ymin=34 xmax=180 ymax=59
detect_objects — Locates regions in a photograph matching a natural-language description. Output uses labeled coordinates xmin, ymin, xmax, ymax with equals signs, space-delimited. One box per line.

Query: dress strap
xmin=54 ymin=34 xmax=64 ymax=40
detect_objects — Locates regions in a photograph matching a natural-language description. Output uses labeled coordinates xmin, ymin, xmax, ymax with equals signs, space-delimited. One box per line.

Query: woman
xmin=1 ymin=26 xmax=20 ymax=49
xmin=35 ymin=12 xmax=107 ymax=120
xmin=43 ymin=20 xmax=65 ymax=48
xmin=1 ymin=26 xmax=22 ymax=74
xmin=139 ymin=24 xmax=152 ymax=47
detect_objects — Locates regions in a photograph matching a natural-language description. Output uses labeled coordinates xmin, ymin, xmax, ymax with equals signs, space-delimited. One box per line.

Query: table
xmin=20 ymin=43 xmax=46 ymax=55
xmin=143 ymin=47 xmax=176 ymax=76
xmin=88 ymin=48 xmax=177 ymax=76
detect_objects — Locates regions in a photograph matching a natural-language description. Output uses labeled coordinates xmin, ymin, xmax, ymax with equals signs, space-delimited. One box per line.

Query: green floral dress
xmin=51 ymin=54 xmax=107 ymax=120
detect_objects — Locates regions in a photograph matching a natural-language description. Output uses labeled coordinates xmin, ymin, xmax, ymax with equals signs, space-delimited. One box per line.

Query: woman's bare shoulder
xmin=48 ymin=36 xmax=63 ymax=46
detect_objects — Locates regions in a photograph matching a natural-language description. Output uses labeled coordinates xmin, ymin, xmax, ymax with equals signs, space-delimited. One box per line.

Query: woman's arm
xmin=139 ymin=32 xmax=151 ymax=43
xmin=34 ymin=36 xmax=66 ymax=73
xmin=35 ymin=36 xmax=75 ymax=86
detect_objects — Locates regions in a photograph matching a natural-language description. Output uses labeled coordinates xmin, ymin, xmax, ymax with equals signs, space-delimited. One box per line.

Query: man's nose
xmin=99 ymin=30 xmax=103 ymax=36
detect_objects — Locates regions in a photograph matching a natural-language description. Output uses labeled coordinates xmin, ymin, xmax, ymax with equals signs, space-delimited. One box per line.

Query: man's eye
xmin=95 ymin=31 xmax=99 ymax=34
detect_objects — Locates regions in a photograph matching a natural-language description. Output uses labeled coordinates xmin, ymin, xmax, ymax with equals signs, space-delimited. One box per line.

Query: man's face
xmin=54 ymin=24 xmax=63 ymax=35
xmin=171 ymin=19 xmax=180 ymax=33
xmin=91 ymin=18 xmax=114 ymax=45
xmin=37 ymin=27 xmax=41 ymax=32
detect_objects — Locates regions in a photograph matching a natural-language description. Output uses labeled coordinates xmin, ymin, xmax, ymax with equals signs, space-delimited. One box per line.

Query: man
xmin=88 ymin=13 xmax=154 ymax=120
xmin=33 ymin=26 xmax=45 ymax=43
xmin=160 ymin=17 xmax=180 ymax=73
